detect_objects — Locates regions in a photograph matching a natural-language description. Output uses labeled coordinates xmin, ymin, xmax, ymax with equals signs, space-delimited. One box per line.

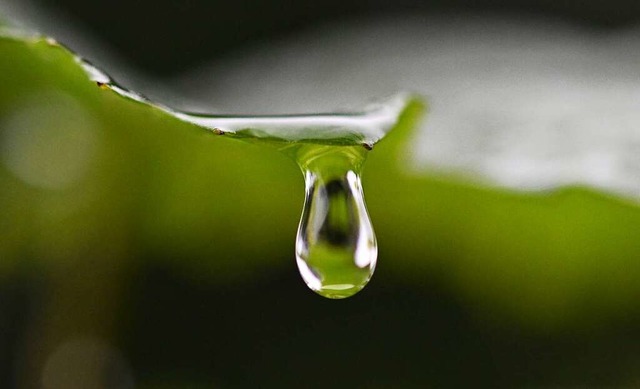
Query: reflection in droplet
xmin=0 ymin=92 xmax=99 ymax=190
xmin=288 ymin=144 xmax=377 ymax=299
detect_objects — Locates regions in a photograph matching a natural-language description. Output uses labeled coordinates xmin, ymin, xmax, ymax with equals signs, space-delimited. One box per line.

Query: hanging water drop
xmin=289 ymin=144 xmax=377 ymax=299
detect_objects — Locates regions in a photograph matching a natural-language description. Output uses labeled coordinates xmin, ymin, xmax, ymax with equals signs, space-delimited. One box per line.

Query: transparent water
xmin=284 ymin=144 xmax=376 ymax=299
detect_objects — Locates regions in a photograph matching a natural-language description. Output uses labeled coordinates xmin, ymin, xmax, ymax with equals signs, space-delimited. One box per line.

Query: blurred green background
xmin=3 ymin=1 xmax=640 ymax=388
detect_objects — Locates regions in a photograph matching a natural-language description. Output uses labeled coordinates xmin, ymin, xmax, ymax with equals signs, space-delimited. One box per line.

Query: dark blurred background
xmin=3 ymin=0 xmax=640 ymax=388
xmin=26 ymin=0 xmax=640 ymax=76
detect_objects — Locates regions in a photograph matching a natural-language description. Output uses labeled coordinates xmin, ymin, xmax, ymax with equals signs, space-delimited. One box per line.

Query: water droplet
xmin=288 ymin=145 xmax=377 ymax=299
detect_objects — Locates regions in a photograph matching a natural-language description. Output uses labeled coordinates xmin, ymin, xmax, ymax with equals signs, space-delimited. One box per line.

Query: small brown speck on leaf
xmin=213 ymin=128 xmax=225 ymax=135
xmin=363 ymin=143 xmax=373 ymax=151
xmin=96 ymin=82 xmax=109 ymax=90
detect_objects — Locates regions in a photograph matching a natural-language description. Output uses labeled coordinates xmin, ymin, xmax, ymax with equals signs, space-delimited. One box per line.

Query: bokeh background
xmin=3 ymin=0 xmax=640 ymax=388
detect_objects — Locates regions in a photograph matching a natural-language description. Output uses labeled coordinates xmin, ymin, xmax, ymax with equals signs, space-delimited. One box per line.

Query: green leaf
xmin=2 ymin=23 xmax=640 ymax=332
xmin=0 ymin=28 xmax=421 ymax=278
xmin=1 ymin=28 xmax=415 ymax=148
